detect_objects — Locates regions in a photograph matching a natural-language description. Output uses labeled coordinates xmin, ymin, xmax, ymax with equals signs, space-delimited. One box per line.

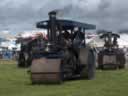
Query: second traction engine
xmin=98 ymin=32 xmax=126 ymax=69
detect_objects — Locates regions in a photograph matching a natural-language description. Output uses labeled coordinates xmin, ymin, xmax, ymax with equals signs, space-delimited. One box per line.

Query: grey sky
xmin=0 ymin=0 xmax=128 ymax=33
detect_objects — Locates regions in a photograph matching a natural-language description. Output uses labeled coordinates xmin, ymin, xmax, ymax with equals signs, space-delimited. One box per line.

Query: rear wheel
xmin=118 ymin=54 xmax=125 ymax=69
xmin=80 ymin=48 xmax=96 ymax=80
xmin=18 ymin=53 xmax=26 ymax=68
xmin=98 ymin=52 xmax=103 ymax=69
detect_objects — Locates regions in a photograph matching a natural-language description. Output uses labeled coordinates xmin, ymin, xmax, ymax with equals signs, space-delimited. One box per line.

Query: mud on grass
xmin=0 ymin=64 xmax=128 ymax=96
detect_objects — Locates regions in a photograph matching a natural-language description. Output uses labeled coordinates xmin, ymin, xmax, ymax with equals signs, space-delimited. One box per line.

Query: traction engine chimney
xmin=48 ymin=11 xmax=57 ymax=42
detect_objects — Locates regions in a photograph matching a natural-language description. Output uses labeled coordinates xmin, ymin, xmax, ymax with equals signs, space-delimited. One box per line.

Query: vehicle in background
xmin=98 ymin=32 xmax=126 ymax=69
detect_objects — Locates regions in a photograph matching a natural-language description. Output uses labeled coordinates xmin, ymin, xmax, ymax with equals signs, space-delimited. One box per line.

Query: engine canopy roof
xmin=36 ymin=19 xmax=96 ymax=30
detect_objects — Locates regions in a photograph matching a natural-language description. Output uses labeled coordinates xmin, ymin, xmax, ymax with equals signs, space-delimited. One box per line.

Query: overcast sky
xmin=0 ymin=0 xmax=128 ymax=33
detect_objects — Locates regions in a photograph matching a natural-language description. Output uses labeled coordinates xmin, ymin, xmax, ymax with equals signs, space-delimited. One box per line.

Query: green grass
xmin=0 ymin=63 xmax=128 ymax=96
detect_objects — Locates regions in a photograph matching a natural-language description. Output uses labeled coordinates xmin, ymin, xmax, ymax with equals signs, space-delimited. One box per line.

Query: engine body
xmin=30 ymin=11 xmax=96 ymax=84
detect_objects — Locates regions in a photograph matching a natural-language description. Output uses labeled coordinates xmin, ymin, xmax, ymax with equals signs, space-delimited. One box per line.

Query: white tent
xmin=87 ymin=36 xmax=104 ymax=47
xmin=88 ymin=34 xmax=128 ymax=48
xmin=118 ymin=34 xmax=128 ymax=48
xmin=0 ymin=39 xmax=20 ymax=51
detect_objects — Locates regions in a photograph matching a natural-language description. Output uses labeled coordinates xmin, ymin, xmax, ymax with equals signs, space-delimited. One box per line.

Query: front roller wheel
xmin=30 ymin=58 xmax=64 ymax=84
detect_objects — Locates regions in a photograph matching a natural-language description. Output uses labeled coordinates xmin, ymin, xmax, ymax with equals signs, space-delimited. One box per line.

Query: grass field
xmin=0 ymin=62 xmax=128 ymax=96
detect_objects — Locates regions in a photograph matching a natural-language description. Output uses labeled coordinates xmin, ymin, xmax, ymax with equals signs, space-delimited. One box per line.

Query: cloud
xmin=0 ymin=0 xmax=128 ymax=33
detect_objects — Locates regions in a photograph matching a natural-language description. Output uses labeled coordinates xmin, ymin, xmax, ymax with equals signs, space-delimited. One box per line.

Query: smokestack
xmin=48 ymin=11 xmax=57 ymax=42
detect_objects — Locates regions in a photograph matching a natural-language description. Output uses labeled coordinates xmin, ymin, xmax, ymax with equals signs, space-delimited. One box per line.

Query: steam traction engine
xmin=98 ymin=32 xmax=126 ymax=69
xmin=17 ymin=33 xmax=47 ymax=68
xmin=30 ymin=11 xmax=96 ymax=84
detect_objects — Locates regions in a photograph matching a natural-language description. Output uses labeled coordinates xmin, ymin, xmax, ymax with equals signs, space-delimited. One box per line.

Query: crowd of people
xmin=0 ymin=49 xmax=19 ymax=60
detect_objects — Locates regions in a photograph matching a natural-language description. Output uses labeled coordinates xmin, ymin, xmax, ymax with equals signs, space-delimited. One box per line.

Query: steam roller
xmin=98 ymin=32 xmax=126 ymax=69
xmin=30 ymin=11 xmax=96 ymax=84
